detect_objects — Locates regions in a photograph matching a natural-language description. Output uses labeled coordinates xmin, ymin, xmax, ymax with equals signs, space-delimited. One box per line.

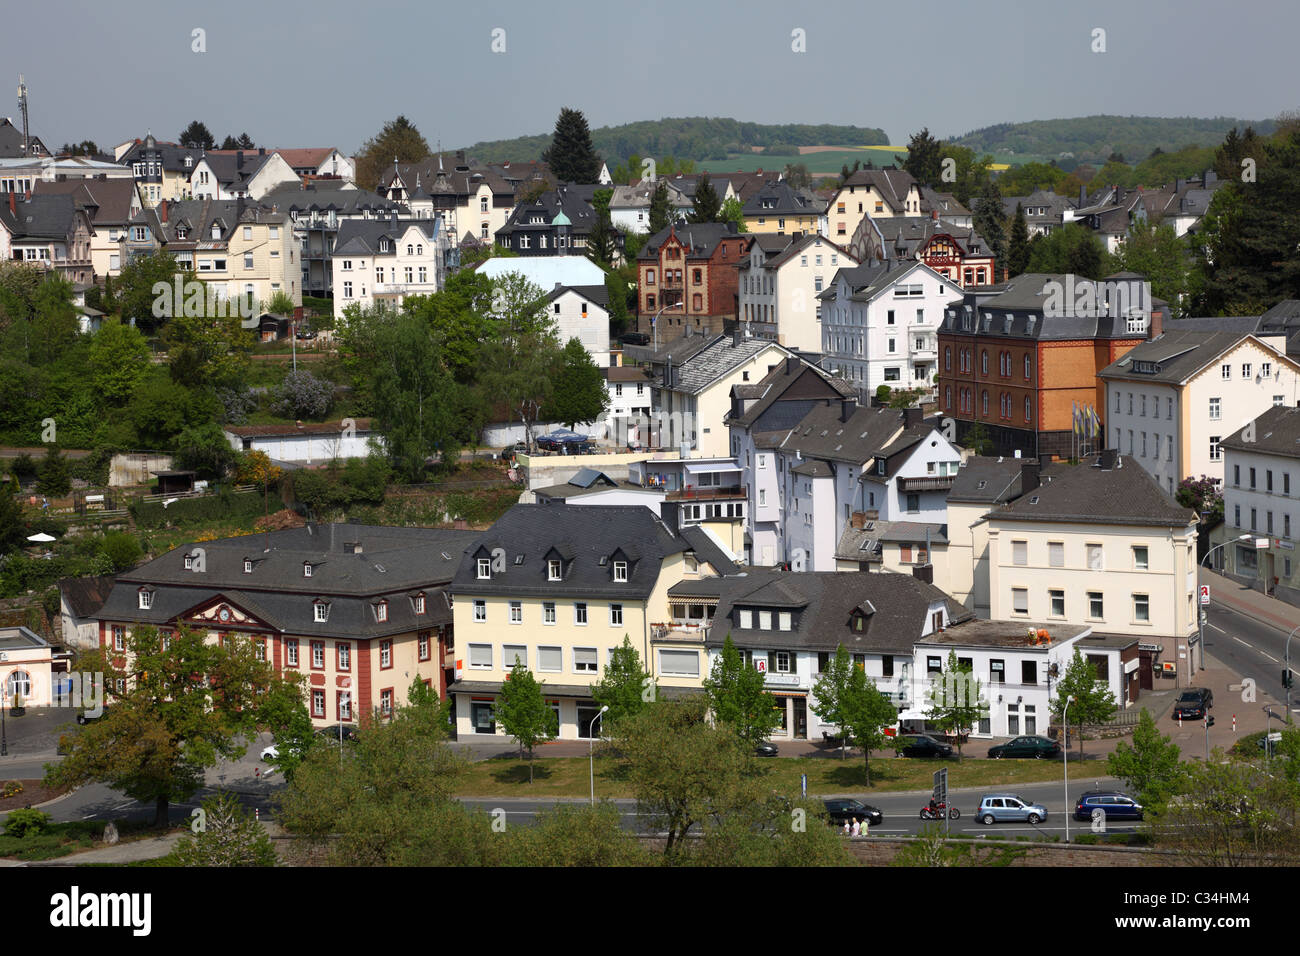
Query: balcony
xmin=650 ymin=623 xmax=711 ymax=643
xmin=896 ymin=475 xmax=955 ymax=492
xmin=375 ymin=281 xmax=436 ymax=295
xmin=665 ymin=485 xmax=745 ymax=501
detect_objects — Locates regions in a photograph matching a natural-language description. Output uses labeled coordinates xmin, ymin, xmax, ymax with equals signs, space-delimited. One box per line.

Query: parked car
xmin=1074 ymin=790 xmax=1144 ymax=822
xmin=987 ymin=735 xmax=1061 ymax=759
xmin=1172 ymin=688 xmax=1213 ymax=721
xmin=295 ymin=329 xmax=316 ymax=340
xmin=75 ymin=706 xmax=109 ymax=725
xmin=977 ymin=793 xmax=1048 ymax=825
xmin=315 ymin=724 xmax=359 ymax=744
xmin=897 ymin=734 xmax=954 ymax=758
xmin=822 ymin=798 xmax=883 ymax=828
xmin=755 ymin=741 xmax=779 ymax=757
xmin=261 ymin=744 xmax=280 ymax=761
xmin=620 ymin=332 xmax=650 ymax=346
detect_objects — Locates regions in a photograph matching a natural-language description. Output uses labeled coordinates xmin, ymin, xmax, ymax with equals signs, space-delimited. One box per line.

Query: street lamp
xmin=589 ymin=705 xmax=609 ymax=805
xmin=651 ymin=302 xmax=674 ymax=352
xmin=1197 ymin=534 xmax=1252 ymax=674
xmin=1063 ymin=694 xmax=1076 ymax=843
xmin=0 ymin=683 xmax=7 ymax=757
xmin=1285 ymin=625 xmax=1300 ymax=724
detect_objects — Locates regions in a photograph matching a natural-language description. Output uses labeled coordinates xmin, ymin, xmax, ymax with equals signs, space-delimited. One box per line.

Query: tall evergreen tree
xmin=899 ymin=127 xmax=945 ymax=186
xmin=972 ymin=178 xmax=1008 ymax=280
xmin=542 ymin=107 xmax=602 ymax=184
xmin=586 ymin=189 xmax=618 ymax=268
xmin=220 ymin=135 xmax=239 ymax=150
xmin=688 ymin=174 xmax=722 ymax=224
xmin=1007 ymin=203 xmax=1030 ymax=277
xmin=550 ymin=337 xmax=609 ymax=428
xmin=179 ymin=120 xmax=215 ymax=150
xmin=648 ymin=180 xmax=671 ymax=235
xmin=236 ymin=132 xmax=255 ymax=150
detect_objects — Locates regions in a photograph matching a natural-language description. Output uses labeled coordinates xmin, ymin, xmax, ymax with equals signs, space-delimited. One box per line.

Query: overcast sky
xmin=5 ymin=0 xmax=1294 ymax=154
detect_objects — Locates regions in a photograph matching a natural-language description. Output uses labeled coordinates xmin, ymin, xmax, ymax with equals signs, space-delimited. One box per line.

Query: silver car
xmin=977 ymin=793 xmax=1048 ymax=825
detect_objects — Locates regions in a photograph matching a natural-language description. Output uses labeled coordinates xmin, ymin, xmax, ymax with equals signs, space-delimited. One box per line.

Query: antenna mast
xmin=17 ymin=74 xmax=29 ymax=156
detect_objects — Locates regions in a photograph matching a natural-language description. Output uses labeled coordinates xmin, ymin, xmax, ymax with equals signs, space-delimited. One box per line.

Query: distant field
xmin=700 ymin=145 xmax=1017 ymax=176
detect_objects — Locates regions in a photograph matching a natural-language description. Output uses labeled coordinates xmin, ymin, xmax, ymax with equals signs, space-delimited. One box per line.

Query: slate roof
xmin=198 ymin=150 xmax=277 ymax=188
xmin=0 ymin=193 xmax=78 ymax=239
xmin=33 ymin=178 xmax=137 ymax=225
xmin=728 ymin=354 xmax=854 ymax=430
xmin=946 ymin=457 xmax=1025 ymax=504
xmin=117 ymin=137 xmax=205 ymax=172
xmin=668 ymin=569 xmax=970 ymax=654
xmin=835 ymin=520 xmax=948 ymax=563
xmin=58 ymin=575 xmax=118 ymax=619
xmin=99 ymin=524 xmax=481 ymax=638
xmin=261 ymin=182 xmax=401 ymax=218
xmin=871 ymin=216 xmax=989 ymax=260
xmin=154 ymin=198 xmax=290 ymax=244
xmin=919 ymin=188 xmax=971 ymax=220
xmin=984 ymin=454 xmax=1196 ymax=527
xmin=743 ymin=180 xmax=819 ymax=217
xmin=838 ymin=168 xmax=918 ymax=213
xmin=777 ymin=403 xmax=909 ymax=465
xmin=637 ymin=221 xmax=743 ymax=262
xmin=333 ymin=217 xmax=440 ymax=256
xmin=664 ymin=334 xmax=788 ymax=395
xmin=1098 ymin=330 xmax=1274 ymax=384
xmin=940 ymin=273 xmax=1153 ymax=340
xmin=1220 ymin=405 xmax=1300 ymax=460
xmin=819 ymin=257 xmax=927 ymax=303
xmin=547 ymin=283 xmax=610 ymax=308
xmin=450 ymin=504 xmax=699 ymax=601
xmin=758 ymin=233 xmax=851 ymax=271
xmin=497 ymin=185 xmax=599 ymax=237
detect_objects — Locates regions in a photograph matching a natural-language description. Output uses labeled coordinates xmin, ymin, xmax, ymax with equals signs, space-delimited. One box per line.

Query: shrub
xmin=100 ymin=531 xmax=143 ymax=572
xmin=215 ymin=387 xmax=259 ymax=425
xmin=10 ymin=453 xmax=37 ymax=484
xmin=35 ymin=448 xmax=70 ymax=497
xmin=273 ymin=370 xmax=333 ymax=419
xmin=2 ymin=780 xmax=23 ymax=798
xmin=4 ymin=808 xmax=50 ymax=837
xmin=130 ymin=488 xmax=266 ymax=530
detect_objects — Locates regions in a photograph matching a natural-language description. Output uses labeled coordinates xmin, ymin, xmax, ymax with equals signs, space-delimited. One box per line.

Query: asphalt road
xmin=1202 ymin=600 xmax=1300 ymax=719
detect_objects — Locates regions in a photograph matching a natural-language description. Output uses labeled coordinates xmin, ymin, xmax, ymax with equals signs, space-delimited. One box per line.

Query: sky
xmin=5 ymin=0 xmax=1296 ymax=155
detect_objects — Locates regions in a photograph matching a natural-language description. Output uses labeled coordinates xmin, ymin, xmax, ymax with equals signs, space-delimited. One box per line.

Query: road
xmin=1202 ymin=600 xmax=1300 ymax=719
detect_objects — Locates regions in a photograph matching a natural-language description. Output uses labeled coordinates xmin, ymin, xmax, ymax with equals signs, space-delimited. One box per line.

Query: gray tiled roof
xmin=1098 ymin=330 xmax=1267 ymax=384
xmin=985 ymin=454 xmax=1196 ymax=527
xmin=835 ymin=520 xmax=948 ymax=563
xmin=261 ymin=182 xmax=401 ymax=217
xmin=777 ymin=403 xmax=908 ymax=465
xmin=838 ymin=168 xmax=918 ymax=213
xmin=34 ymin=178 xmax=137 ymax=225
xmin=669 ymin=569 xmax=970 ymax=654
xmin=946 ymin=457 xmax=1024 ymax=504
xmin=637 ymin=221 xmax=742 ymax=262
xmin=742 ymin=180 xmax=819 ymax=217
xmin=729 ymin=355 xmax=854 ymax=430
xmin=666 ymin=334 xmax=788 ymax=396
xmin=333 ymin=217 xmax=440 ymax=256
xmin=1 ymin=193 xmax=78 ymax=239
xmin=1221 ymin=405 xmax=1300 ymax=460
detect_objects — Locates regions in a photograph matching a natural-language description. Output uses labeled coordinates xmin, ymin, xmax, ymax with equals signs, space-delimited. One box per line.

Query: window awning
xmin=684 ymin=462 xmax=742 ymax=475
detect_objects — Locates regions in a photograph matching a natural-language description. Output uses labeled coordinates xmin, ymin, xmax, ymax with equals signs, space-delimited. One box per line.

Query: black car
xmin=822 ymin=798 xmax=883 ymax=828
xmin=1074 ymin=790 xmax=1144 ymax=822
xmin=1172 ymin=688 xmax=1213 ymax=721
xmin=755 ymin=741 xmax=779 ymax=757
xmin=620 ymin=332 xmax=650 ymax=346
xmin=897 ymin=734 xmax=953 ymax=758
xmin=316 ymin=723 xmax=359 ymax=744
xmin=75 ymin=705 xmax=109 ymax=725
xmin=987 ymin=735 xmax=1062 ymax=759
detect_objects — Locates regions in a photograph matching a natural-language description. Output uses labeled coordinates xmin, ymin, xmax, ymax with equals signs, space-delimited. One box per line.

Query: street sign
xmin=755 ymin=659 xmax=768 ymax=673
xmin=801 ymin=773 xmax=807 ymax=798
xmin=1199 ymin=584 xmax=1210 ymax=606
xmin=933 ymin=768 xmax=948 ymax=804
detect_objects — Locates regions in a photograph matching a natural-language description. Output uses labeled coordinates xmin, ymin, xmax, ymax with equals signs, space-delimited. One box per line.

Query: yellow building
xmin=741 ymin=181 xmax=822 ymax=236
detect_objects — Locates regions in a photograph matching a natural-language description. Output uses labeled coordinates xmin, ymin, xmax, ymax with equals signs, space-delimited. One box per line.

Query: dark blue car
xmin=1074 ymin=790 xmax=1144 ymax=821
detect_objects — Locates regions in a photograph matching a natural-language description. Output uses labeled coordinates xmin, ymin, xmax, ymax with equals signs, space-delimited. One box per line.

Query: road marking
xmin=1263 ymin=652 xmax=1280 ymax=663
xmin=1207 ymin=623 xmax=1226 ymax=634
xmin=1234 ymin=636 xmax=1252 ymax=647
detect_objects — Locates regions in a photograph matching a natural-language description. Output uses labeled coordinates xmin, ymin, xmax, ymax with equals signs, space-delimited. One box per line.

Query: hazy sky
xmin=5 ymin=0 xmax=1294 ymax=154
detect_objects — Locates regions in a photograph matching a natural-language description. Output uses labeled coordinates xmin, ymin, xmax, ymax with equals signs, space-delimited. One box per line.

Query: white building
xmin=817 ymin=259 xmax=952 ymax=403
xmin=331 ymin=218 xmax=446 ymax=320
xmin=546 ymin=284 xmax=612 ymax=367
xmin=1215 ymin=405 xmax=1300 ymax=605
xmin=223 ymin=419 xmax=381 ymax=465
xmin=1099 ymin=327 xmax=1300 ymax=495
xmin=475 ymin=253 xmax=607 ymax=291
xmin=738 ymin=233 xmax=858 ymax=353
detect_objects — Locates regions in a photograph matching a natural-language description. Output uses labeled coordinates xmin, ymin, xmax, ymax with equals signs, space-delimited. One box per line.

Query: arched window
xmin=944 ymin=346 xmax=951 ymax=371
xmin=981 ymin=350 xmax=989 ymax=375
xmin=1025 ymin=396 xmax=1033 ymax=423
xmin=945 ymin=386 xmax=952 ymax=409
xmin=1024 ymin=354 xmax=1032 ymax=380
xmin=981 ymin=390 xmax=989 ymax=415
xmin=6 ymin=670 xmax=31 ymax=700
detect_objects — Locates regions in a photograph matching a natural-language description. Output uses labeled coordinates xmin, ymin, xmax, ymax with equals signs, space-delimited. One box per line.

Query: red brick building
xmin=637 ymin=222 xmax=751 ymax=342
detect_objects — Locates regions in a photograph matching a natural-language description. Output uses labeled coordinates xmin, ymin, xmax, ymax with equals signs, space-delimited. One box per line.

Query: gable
xmin=178 ymin=594 xmax=276 ymax=631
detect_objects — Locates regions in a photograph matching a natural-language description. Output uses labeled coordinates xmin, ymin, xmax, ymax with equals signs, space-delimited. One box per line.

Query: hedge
xmin=130 ymin=489 xmax=265 ymax=530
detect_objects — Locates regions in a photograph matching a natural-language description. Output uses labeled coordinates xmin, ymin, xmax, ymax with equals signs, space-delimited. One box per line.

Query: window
xmin=473 ymin=600 xmax=486 ymax=622
xmin=1209 ymin=397 xmax=1221 ymax=420
xmin=1088 ymin=592 xmax=1104 ymax=619
xmin=418 ymin=632 xmax=430 ymax=661
xmin=311 ymin=640 xmax=325 ymax=669
xmin=610 ymin=603 xmax=623 ymax=626
xmin=380 ymin=689 xmax=393 ymax=717
xmin=1086 ymin=543 xmax=1104 ymax=570
xmin=509 ymin=601 xmax=522 ymax=624
xmin=1242 ymin=363 xmax=1252 ymax=378
xmin=503 ymin=645 xmax=526 ymax=668
xmin=575 ymin=602 xmax=588 ymax=625
xmin=543 ymin=602 xmax=556 ymax=625
xmin=1012 ymin=588 xmax=1029 ymax=614
xmin=1209 ymin=436 xmax=1222 ymax=461
xmin=1022 ymin=661 xmax=1038 ymax=685
xmin=139 ymin=589 xmax=153 ymax=610
xmin=1133 ymin=546 xmax=1149 ymax=570
xmin=414 ymin=594 xmax=426 ymax=615
xmin=311 ymin=690 xmax=325 ymax=718
xmin=613 ymin=560 xmax=628 ymax=582
xmin=1222 ymin=363 xmax=1231 ymax=380
xmin=1133 ymin=594 xmax=1150 ymax=623
xmin=989 ymin=660 xmax=1005 ymax=683
xmin=575 ymin=647 xmax=597 ymax=672
xmin=1048 ymin=542 xmax=1064 ymax=567
xmin=374 ymin=600 xmax=388 ymax=623
xmin=304 ymin=562 xmax=313 ymax=578
xmin=469 ymin=644 xmax=492 ymax=669
xmin=112 ymin=625 xmax=125 ymax=651
xmin=285 ymin=638 xmax=299 ymax=667
xmin=314 ymin=601 xmax=329 ymax=623
xmin=1012 ymin=540 xmax=1028 ymax=566
xmin=548 ymin=559 xmax=562 ymax=581
xmin=659 ymin=649 xmax=700 ymax=677
xmin=477 ymin=557 xmax=491 ymax=579
xmin=1024 ymin=355 xmax=1032 ymax=380
xmin=380 ymin=640 xmax=392 ymax=669
xmin=336 ymin=643 xmax=351 ymax=671
xmin=1050 ymin=589 xmax=1065 ymax=617
xmin=538 ymin=646 xmax=562 ymax=672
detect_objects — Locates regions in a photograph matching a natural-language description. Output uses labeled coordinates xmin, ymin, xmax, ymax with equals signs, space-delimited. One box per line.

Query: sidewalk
xmin=23 ymin=833 xmax=185 ymax=866
xmin=1200 ymin=566 xmax=1300 ymax=634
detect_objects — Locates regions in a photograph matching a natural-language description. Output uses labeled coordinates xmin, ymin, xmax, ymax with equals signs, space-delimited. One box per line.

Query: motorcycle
xmin=919 ymin=801 xmax=960 ymax=821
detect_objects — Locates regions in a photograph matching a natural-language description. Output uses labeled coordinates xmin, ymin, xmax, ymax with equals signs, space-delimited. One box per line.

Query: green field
xmin=698 ymin=145 xmax=1029 ymax=178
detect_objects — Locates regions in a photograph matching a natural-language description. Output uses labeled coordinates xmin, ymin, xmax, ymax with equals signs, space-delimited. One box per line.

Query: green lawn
xmin=452 ymin=753 xmax=1075 ymax=799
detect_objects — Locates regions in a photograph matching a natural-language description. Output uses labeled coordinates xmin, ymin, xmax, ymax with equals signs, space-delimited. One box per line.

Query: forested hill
xmin=461 ymin=117 xmax=889 ymax=164
xmin=949 ymin=115 xmax=1276 ymax=165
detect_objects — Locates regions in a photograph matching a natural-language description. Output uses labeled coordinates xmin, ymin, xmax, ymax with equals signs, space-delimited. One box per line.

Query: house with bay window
xmin=447 ymin=504 xmax=733 ymax=740
xmin=93 ymin=524 xmax=480 ymax=725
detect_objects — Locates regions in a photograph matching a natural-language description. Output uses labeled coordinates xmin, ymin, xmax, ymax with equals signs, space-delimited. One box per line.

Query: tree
xmin=173 ymin=791 xmax=277 ymax=866
xmin=704 ymin=635 xmax=781 ymax=748
xmin=179 ymin=121 xmax=215 ymax=150
xmin=842 ymin=664 xmax=900 ymax=786
xmin=1111 ymin=222 xmax=1192 ymax=313
xmin=810 ymin=645 xmax=858 ymax=759
xmin=615 ymin=697 xmax=764 ymax=856
xmin=719 ymin=196 xmax=747 ymax=232
xmin=234 ymin=449 xmax=283 ymax=488
xmin=501 ymin=803 xmax=653 ymax=866
xmin=163 ymin=308 xmax=254 ymax=390
xmin=1050 ymin=648 xmax=1118 ymax=757
xmin=688 ymin=174 xmax=721 ymax=224
xmin=591 ymin=635 xmax=654 ymax=734
xmin=1025 ymin=223 xmax=1107 ymax=279
xmin=272 ymin=369 xmax=334 ymax=419
xmin=1213 ymin=126 xmax=1263 ymax=182
xmin=1106 ymin=708 xmax=1185 ymax=812
xmin=100 ymin=531 xmax=143 ymax=572
xmin=1175 ymin=475 xmax=1223 ymax=523
xmin=45 ymin=623 xmax=300 ymax=827
xmin=1007 ymin=203 xmax=1030 ymax=277
xmin=0 ymin=484 xmax=24 ymax=556
xmin=114 ymin=252 xmax=183 ymax=334
xmin=690 ymin=794 xmax=854 ymax=867
xmin=171 ymin=421 xmax=240 ymax=479
xmin=586 ymin=188 xmax=618 ymax=268
xmin=220 ymin=135 xmax=239 ymax=150
xmin=900 ymin=128 xmax=945 ymax=186
xmin=962 ymin=422 xmax=993 ymax=455
xmin=477 ymin=274 xmax=561 ymax=452
xmin=550 ymin=337 xmax=609 ymax=428
xmin=354 ymin=115 xmax=431 ymax=192
xmin=35 ymin=446 xmax=70 ymax=497
xmin=972 ymin=178 xmax=1007 ymax=279
xmin=542 ymin=107 xmax=602 ymax=185
xmin=89 ymin=321 xmax=151 ymax=405
xmin=648 ymin=180 xmax=671 ymax=235
xmin=924 ymin=651 xmax=985 ymax=761
xmin=496 ymin=659 xmax=557 ymax=781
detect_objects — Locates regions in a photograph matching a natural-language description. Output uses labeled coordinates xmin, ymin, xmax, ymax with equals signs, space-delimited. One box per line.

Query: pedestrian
xmin=850 ymin=818 xmax=861 ymax=837
xmin=842 ymin=820 xmax=851 ymax=835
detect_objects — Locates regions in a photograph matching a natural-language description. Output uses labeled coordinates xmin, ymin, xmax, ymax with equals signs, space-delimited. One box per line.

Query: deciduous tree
xmin=550 ymin=337 xmax=608 ymax=428
xmin=1050 ymin=648 xmax=1118 ymax=757
xmin=591 ymin=635 xmax=655 ymax=734
xmin=704 ymin=634 xmax=781 ymax=748
xmin=354 ymin=115 xmax=431 ymax=192
xmin=496 ymin=659 xmax=557 ymax=781
xmin=924 ymin=650 xmax=985 ymax=761
xmin=1105 ymin=708 xmax=1184 ymax=812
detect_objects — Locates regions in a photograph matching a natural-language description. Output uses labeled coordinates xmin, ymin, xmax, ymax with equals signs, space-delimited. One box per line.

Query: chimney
xmin=259 ymin=147 xmax=265 ymax=156
xmin=7 ymin=192 xmax=13 ymax=215
xmin=931 ymin=208 xmax=938 ymax=220
xmin=24 ymin=188 xmax=30 ymax=201
xmin=911 ymin=564 xmax=934 ymax=584
xmin=851 ymin=511 xmax=867 ymax=529
xmin=160 ymin=201 xmax=168 ymax=223
xmin=903 ymin=407 xmax=922 ymax=428
xmin=1078 ymin=185 xmax=1086 ymax=206
xmin=237 ymin=151 xmax=244 ymax=169
xmin=1097 ymin=449 xmax=1117 ymax=470
xmin=840 ymin=398 xmax=856 ymax=422
xmin=1020 ymin=460 xmax=1040 ymax=495
xmin=345 ymin=540 xmax=363 ymax=554
xmin=1148 ymin=307 xmax=1163 ymax=340
xmin=786 ymin=355 xmax=798 ymax=375
xmin=732 ymin=327 xmax=742 ymax=347
xmin=1038 ymin=454 xmax=1052 ymax=470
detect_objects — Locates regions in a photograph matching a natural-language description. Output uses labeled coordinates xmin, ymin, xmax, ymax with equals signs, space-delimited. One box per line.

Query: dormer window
xmin=138 ymin=588 xmax=153 ymax=610
xmin=243 ymin=559 xmax=253 ymax=574
xmin=548 ymin=559 xmax=562 ymax=581
xmin=176 ymin=227 xmax=188 ymax=239
xmin=414 ymin=593 xmax=426 ymax=615
xmin=184 ymin=156 xmax=193 ymax=168
xmin=183 ymin=554 xmax=194 ymax=570
xmin=303 ymin=562 xmax=313 ymax=578
xmin=374 ymin=600 xmax=388 ymax=623
xmin=613 ymin=560 xmax=628 ymax=582
xmin=314 ymin=601 xmax=330 ymax=623
xmin=211 ymin=222 xmax=221 ymax=239
xmin=477 ymin=557 xmax=491 ymax=579
xmin=379 ymin=239 xmax=389 ymax=253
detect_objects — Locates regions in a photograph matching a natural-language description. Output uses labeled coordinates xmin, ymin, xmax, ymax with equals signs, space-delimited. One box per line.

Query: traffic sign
xmin=932 ymin=768 xmax=947 ymax=804
xmin=1199 ymin=584 xmax=1210 ymax=606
